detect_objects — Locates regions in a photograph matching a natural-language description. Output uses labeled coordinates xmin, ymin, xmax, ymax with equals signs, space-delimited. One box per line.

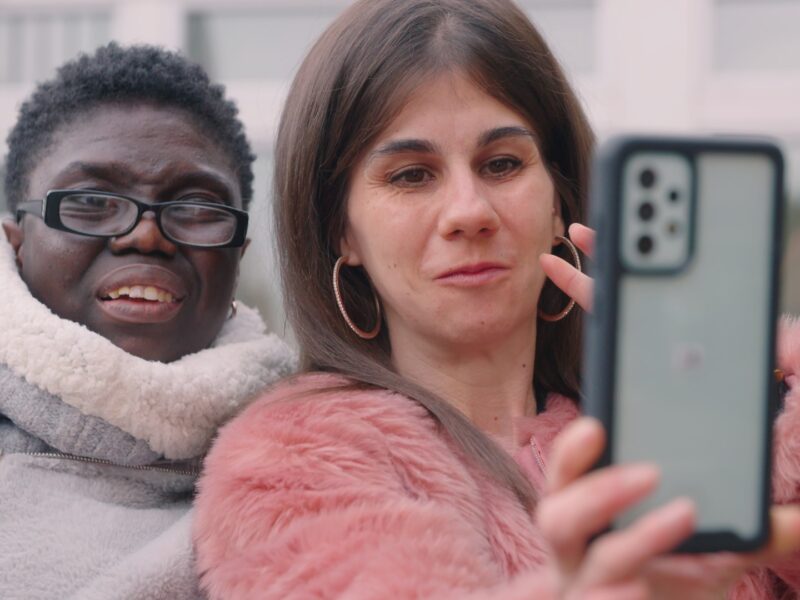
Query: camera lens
xmin=639 ymin=168 xmax=656 ymax=189
xmin=668 ymin=189 xmax=680 ymax=202
xmin=637 ymin=235 xmax=654 ymax=255
xmin=667 ymin=221 xmax=681 ymax=235
xmin=638 ymin=201 xmax=655 ymax=221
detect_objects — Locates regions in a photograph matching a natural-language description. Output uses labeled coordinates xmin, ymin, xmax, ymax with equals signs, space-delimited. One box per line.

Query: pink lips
xmin=97 ymin=298 xmax=182 ymax=324
xmin=95 ymin=264 xmax=187 ymax=324
xmin=435 ymin=262 xmax=509 ymax=286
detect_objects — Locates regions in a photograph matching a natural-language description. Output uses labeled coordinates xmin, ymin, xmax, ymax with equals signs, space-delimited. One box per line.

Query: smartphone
xmin=583 ymin=134 xmax=785 ymax=553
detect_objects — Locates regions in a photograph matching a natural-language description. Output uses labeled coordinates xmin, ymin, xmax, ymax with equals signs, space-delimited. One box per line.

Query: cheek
xmin=20 ymin=233 xmax=103 ymax=309
xmin=506 ymin=202 xmax=558 ymax=252
xmin=350 ymin=230 xmax=418 ymax=318
xmin=189 ymin=249 xmax=240 ymax=308
xmin=358 ymin=216 xmax=419 ymax=277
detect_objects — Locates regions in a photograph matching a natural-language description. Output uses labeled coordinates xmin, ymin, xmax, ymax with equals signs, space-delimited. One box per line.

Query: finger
xmin=580 ymin=497 xmax=696 ymax=587
xmin=742 ymin=504 xmax=800 ymax=565
xmin=580 ymin=579 xmax=649 ymax=600
xmin=644 ymin=553 xmax=744 ymax=594
xmin=537 ymin=463 xmax=660 ymax=573
xmin=642 ymin=506 xmax=800 ymax=593
xmin=540 ymin=253 xmax=594 ymax=312
xmin=547 ymin=417 xmax=606 ymax=493
xmin=569 ymin=222 xmax=595 ymax=258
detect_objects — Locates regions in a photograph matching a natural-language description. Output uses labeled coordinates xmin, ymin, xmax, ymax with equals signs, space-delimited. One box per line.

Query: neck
xmin=391 ymin=323 xmax=537 ymax=453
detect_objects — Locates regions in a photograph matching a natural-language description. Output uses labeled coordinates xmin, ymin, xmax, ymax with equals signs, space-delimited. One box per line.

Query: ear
xmin=552 ymin=193 xmax=566 ymax=240
xmin=2 ymin=219 xmax=24 ymax=269
xmin=229 ymin=238 xmax=250 ymax=299
xmin=339 ymin=228 xmax=363 ymax=267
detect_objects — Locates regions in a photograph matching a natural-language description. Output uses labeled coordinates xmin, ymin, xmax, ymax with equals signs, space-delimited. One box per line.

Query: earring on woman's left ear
xmin=228 ymin=300 xmax=238 ymax=320
xmin=538 ymin=234 xmax=582 ymax=323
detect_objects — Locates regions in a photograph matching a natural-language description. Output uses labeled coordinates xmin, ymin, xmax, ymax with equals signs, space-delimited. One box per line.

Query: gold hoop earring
xmin=333 ymin=256 xmax=382 ymax=339
xmin=538 ymin=235 xmax=582 ymax=323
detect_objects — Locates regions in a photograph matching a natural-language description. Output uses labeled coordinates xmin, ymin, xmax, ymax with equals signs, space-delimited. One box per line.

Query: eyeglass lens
xmin=58 ymin=193 xmax=237 ymax=246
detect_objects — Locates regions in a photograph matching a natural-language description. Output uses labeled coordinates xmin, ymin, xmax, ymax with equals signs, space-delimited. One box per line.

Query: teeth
xmin=104 ymin=285 xmax=176 ymax=303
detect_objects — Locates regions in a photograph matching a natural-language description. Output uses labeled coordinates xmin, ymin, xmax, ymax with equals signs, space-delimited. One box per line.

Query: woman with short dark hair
xmin=0 ymin=43 xmax=294 ymax=599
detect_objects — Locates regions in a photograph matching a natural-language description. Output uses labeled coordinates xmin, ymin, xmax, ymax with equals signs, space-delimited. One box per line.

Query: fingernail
xmin=621 ymin=463 xmax=660 ymax=489
xmin=575 ymin=416 xmax=601 ymax=434
xmin=568 ymin=417 xmax=602 ymax=445
xmin=658 ymin=497 xmax=696 ymax=525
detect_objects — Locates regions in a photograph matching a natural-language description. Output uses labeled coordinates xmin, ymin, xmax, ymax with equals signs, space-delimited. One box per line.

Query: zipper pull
xmin=529 ymin=435 xmax=546 ymax=475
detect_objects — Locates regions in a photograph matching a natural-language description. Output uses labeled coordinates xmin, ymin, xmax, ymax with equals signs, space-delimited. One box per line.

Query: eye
xmin=481 ymin=157 xmax=522 ymax=178
xmin=79 ymin=196 xmax=113 ymax=208
xmin=167 ymin=204 xmax=232 ymax=223
xmin=175 ymin=193 xmax=226 ymax=205
xmin=389 ymin=167 xmax=434 ymax=188
xmin=60 ymin=194 xmax=122 ymax=215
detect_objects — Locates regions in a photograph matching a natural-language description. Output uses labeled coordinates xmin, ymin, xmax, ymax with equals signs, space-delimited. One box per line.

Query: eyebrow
xmin=54 ymin=161 xmax=136 ymax=187
xmin=162 ymin=171 xmax=237 ymax=204
xmin=477 ymin=126 xmax=538 ymax=147
xmin=366 ymin=139 xmax=438 ymax=164
xmin=51 ymin=161 xmax=237 ymax=204
xmin=366 ymin=126 xmax=538 ymax=164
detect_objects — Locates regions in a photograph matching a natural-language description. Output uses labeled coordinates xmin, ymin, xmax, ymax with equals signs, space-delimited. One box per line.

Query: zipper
xmin=0 ymin=448 xmax=199 ymax=476
xmin=529 ymin=435 xmax=547 ymax=475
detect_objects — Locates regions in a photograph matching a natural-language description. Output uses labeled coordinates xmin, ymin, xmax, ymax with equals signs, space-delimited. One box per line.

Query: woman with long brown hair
xmin=194 ymin=0 xmax=800 ymax=597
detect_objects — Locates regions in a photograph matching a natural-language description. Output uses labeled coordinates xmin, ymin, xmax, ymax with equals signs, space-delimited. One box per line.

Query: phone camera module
xmin=637 ymin=235 xmax=654 ymax=255
xmin=667 ymin=221 xmax=681 ymax=235
xmin=639 ymin=168 xmax=656 ymax=189
xmin=638 ymin=201 xmax=656 ymax=221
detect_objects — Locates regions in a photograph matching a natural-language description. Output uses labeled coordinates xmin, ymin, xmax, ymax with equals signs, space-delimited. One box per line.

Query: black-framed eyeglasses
xmin=16 ymin=189 xmax=248 ymax=249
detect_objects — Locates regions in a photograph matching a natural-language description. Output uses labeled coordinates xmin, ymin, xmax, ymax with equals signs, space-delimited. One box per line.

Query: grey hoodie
xmin=0 ymin=235 xmax=296 ymax=599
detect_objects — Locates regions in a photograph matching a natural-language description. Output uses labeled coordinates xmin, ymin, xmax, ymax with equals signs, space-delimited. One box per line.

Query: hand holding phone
xmin=582 ymin=135 xmax=784 ymax=552
xmin=536 ymin=416 xmax=800 ymax=596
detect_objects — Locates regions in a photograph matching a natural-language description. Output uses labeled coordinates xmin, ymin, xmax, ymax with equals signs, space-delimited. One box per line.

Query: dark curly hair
xmin=4 ymin=42 xmax=255 ymax=213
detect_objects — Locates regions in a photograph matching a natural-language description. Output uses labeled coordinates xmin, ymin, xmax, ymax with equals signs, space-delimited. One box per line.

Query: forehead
xmin=26 ymin=103 xmax=239 ymax=200
xmin=371 ymin=71 xmax=530 ymax=147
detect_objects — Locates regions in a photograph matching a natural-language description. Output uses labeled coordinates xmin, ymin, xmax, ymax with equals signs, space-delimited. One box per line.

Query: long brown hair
xmin=274 ymin=0 xmax=594 ymax=510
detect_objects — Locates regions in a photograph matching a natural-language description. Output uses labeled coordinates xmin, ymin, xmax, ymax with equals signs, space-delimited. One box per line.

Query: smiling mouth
xmin=101 ymin=285 xmax=176 ymax=304
xmin=97 ymin=283 xmax=184 ymax=324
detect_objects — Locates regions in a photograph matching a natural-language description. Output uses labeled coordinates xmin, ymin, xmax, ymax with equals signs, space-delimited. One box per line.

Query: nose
xmin=437 ymin=169 xmax=500 ymax=239
xmin=108 ymin=212 xmax=178 ymax=256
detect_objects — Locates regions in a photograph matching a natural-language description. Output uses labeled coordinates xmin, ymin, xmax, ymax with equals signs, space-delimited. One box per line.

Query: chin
xmin=436 ymin=315 xmax=529 ymax=347
xmin=112 ymin=337 xmax=183 ymax=363
xmin=98 ymin=325 xmax=190 ymax=362
xmin=90 ymin=315 xmax=220 ymax=362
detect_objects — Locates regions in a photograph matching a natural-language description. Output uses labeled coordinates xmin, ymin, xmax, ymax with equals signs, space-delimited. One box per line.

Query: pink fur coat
xmin=194 ymin=319 xmax=800 ymax=599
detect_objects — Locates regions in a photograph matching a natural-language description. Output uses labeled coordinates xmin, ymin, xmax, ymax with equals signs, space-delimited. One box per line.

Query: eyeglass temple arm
xmin=15 ymin=200 xmax=44 ymax=222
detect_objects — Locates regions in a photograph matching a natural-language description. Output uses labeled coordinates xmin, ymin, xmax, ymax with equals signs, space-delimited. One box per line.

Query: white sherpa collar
xmin=0 ymin=232 xmax=296 ymax=459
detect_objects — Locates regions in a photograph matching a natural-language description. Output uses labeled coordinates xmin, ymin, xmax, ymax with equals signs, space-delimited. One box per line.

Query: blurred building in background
xmin=1 ymin=0 xmax=798 ymax=335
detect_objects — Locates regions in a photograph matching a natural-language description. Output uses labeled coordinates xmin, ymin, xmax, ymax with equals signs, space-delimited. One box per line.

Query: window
xmin=0 ymin=10 xmax=111 ymax=84
xmin=0 ymin=162 xmax=5 ymax=214
xmin=522 ymin=0 xmax=597 ymax=76
xmin=187 ymin=7 xmax=340 ymax=81
xmin=714 ymin=0 xmax=800 ymax=71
